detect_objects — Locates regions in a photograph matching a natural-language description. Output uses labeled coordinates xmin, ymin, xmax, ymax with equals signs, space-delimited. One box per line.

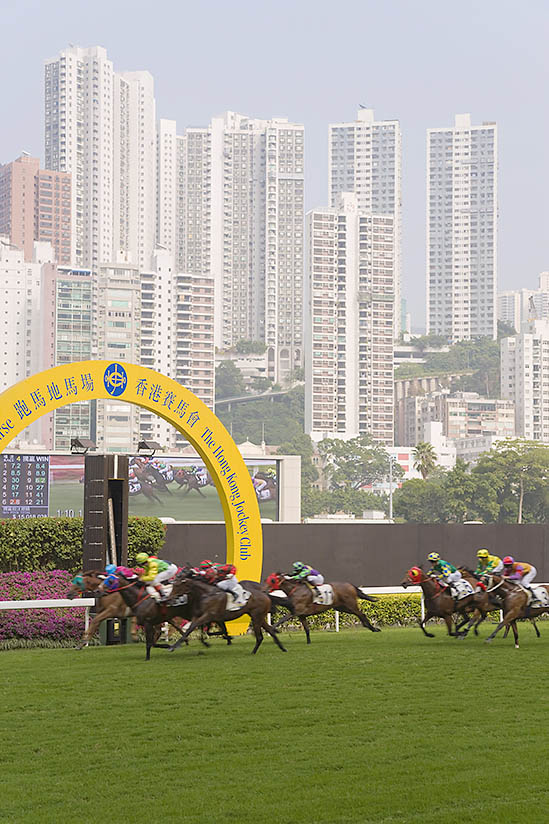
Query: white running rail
xmin=0 ymin=598 xmax=96 ymax=634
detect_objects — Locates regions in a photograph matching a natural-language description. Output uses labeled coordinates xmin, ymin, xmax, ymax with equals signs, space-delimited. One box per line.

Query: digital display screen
xmin=0 ymin=454 xmax=50 ymax=518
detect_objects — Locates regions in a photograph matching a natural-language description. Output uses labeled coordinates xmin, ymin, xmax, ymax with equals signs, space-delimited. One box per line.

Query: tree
xmin=234 ymin=339 xmax=267 ymax=354
xmin=215 ymin=361 xmax=247 ymax=400
xmin=497 ymin=320 xmax=517 ymax=338
xmin=412 ymin=442 xmax=437 ymax=479
xmin=218 ymin=386 xmax=304 ymax=444
xmin=442 ymin=459 xmax=499 ymax=523
xmin=393 ymin=478 xmax=450 ymax=523
xmin=473 ymin=440 xmax=549 ymax=523
xmin=301 ymin=486 xmax=387 ymax=519
xmin=318 ymin=435 xmax=403 ymax=490
xmin=277 ymin=432 xmax=318 ymax=487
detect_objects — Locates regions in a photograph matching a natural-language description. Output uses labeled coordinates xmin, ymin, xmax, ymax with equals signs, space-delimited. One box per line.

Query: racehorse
xmin=457 ymin=567 xmax=541 ymax=640
xmin=110 ymin=573 xmax=233 ymax=660
xmin=265 ymin=573 xmax=381 ymax=643
xmin=253 ymin=473 xmax=277 ymax=502
xmin=481 ymin=575 xmax=549 ymax=648
xmin=132 ymin=459 xmax=172 ymax=495
xmin=173 ymin=469 xmax=213 ymax=497
xmin=67 ymin=570 xmax=136 ymax=648
xmin=401 ymin=567 xmax=478 ymax=637
xmin=166 ymin=576 xmax=287 ymax=655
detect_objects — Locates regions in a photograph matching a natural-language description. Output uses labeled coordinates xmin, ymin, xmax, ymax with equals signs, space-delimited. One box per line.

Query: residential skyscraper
xmin=498 ymin=272 xmax=549 ymax=333
xmin=178 ymin=111 xmax=304 ymax=380
xmin=44 ymin=46 xmax=156 ymax=271
xmin=329 ymin=109 xmax=402 ymax=337
xmin=427 ymin=114 xmax=497 ymax=342
xmin=305 ymin=193 xmax=395 ymax=444
xmin=0 ymin=155 xmax=71 ymax=265
xmin=501 ymin=319 xmax=549 ymax=443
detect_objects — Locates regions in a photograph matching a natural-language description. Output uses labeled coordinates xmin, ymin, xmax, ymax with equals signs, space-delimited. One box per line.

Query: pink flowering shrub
xmin=0 ymin=570 xmax=85 ymax=642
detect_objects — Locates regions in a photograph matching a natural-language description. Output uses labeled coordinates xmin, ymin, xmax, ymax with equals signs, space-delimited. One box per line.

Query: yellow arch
xmin=0 ymin=361 xmax=263 ymax=634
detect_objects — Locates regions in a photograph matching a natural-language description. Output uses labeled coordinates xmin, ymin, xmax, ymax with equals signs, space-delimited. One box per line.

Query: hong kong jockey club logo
xmin=103 ymin=363 xmax=127 ymax=397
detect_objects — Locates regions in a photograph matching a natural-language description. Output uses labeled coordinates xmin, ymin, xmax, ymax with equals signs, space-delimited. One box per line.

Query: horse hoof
xmin=515 ymin=644 xmax=520 ymax=649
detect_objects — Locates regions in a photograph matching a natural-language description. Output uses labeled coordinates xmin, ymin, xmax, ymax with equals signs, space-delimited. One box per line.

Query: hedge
xmin=0 ymin=516 xmax=166 ymax=573
xmin=271 ymin=594 xmax=423 ymax=629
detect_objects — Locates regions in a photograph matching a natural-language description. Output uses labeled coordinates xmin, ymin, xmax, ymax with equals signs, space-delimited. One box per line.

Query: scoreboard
xmin=0 ymin=454 xmax=50 ymax=518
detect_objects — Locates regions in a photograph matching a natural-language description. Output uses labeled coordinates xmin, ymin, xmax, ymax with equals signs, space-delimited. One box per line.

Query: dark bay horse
xmin=167 ymin=577 xmax=287 ymax=654
xmin=265 ymin=573 xmax=381 ymax=643
xmin=457 ymin=567 xmax=541 ymax=640
xmin=67 ymin=570 xmax=135 ymax=648
xmin=174 ymin=469 xmax=214 ymax=497
xmin=401 ymin=567 xmax=478 ymax=637
xmin=110 ymin=574 xmax=231 ymax=660
xmin=482 ymin=575 xmax=549 ymax=648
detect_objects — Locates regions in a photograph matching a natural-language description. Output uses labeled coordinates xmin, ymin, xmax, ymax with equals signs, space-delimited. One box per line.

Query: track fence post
xmin=335 ymin=610 xmax=340 ymax=632
xmin=421 ymin=595 xmax=425 ymax=622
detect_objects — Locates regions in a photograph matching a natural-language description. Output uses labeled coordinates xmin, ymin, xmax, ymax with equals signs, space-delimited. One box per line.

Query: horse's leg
xmin=531 ymin=618 xmax=541 ymax=638
xmin=273 ymin=611 xmax=296 ymax=630
xmin=145 ymin=622 xmax=155 ymax=661
xmin=220 ymin=621 xmax=233 ymax=645
xmin=197 ymin=487 xmax=207 ymax=498
xmin=169 ymin=612 xmax=210 ymax=652
xmin=485 ymin=609 xmax=519 ymax=644
xmin=443 ymin=615 xmax=455 ymax=636
xmin=260 ymin=617 xmax=287 ymax=651
xmin=301 ymin=616 xmax=311 ymax=644
xmin=76 ymin=605 xmax=115 ymax=648
xmin=250 ymin=616 xmax=264 ymax=654
xmin=418 ymin=610 xmax=436 ymax=638
xmin=510 ymin=620 xmax=520 ymax=649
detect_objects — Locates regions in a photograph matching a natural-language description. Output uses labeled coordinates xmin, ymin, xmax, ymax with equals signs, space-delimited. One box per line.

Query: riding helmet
xmin=477 ymin=548 xmax=489 ymax=559
xmin=427 ymin=552 xmax=440 ymax=562
xmin=135 ymin=552 xmax=149 ymax=564
xmin=503 ymin=556 xmax=514 ymax=565
xmin=105 ymin=564 xmax=117 ymax=574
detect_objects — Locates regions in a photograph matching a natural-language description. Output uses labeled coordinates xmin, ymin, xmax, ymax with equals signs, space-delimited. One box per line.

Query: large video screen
xmin=1 ymin=454 xmax=279 ymax=521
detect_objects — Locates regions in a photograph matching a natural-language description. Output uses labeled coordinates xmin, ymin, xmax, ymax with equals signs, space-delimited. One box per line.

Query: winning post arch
xmin=0 ymin=361 xmax=263 ymax=633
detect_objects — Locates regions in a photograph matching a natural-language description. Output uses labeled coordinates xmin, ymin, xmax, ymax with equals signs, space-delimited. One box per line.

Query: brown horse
xmin=67 ymin=570 xmax=136 ymax=648
xmin=457 ymin=567 xmax=541 ymax=640
xmin=174 ymin=469 xmax=213 ymax=497
xmin=401 ymin=567 xmax=478 ymax=637
xmin=167 ymin=577 xmax=287 ymax=655
xmin=265 ymin=573 xmax=381 ymax=643
xmin=482 ymin=575 xmax=549 ymax=648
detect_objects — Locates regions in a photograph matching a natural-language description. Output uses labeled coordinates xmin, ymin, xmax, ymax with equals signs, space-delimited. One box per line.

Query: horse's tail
xmin=354 ymin=586 xmax=377 ymax=602
xmin=269 ymin=593 xmax=294 ymax=612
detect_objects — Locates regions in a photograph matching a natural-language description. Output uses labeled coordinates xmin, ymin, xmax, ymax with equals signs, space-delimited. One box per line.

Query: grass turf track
xmin=1 ymin=627 xmax=549 ymax=824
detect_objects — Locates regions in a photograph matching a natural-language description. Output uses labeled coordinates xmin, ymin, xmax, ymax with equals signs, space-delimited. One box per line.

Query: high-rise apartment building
xmin=305 ymin=193 xmax=394 ymax=444
xmin=156 ymin=119 xmax=178 ymax=257
xmin=0 ymin=155 xmax=71 ymax=265
xmin=329 ymin=109 xmax=402 ymax=337
xmin=40 ymin=263 xmax=95 ymax=450
xmin=498 ymin=272 xmax=549 ymax=333
xmin=178 ymin=111 xmax=304 ymax=380
xmin=95 ymin=262 xmax=141 ymax=452
xmin=501 ymin=319 xmax=549 ymax=442
xmin=44 ymin=46 xmax=156 ymax=271
xmin=427 ymin=114 xmax=497 ymax=342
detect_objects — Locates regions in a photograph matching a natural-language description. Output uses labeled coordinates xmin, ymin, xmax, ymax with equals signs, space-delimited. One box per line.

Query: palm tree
xmin=413 ymin=442 xmax=438 ymax=480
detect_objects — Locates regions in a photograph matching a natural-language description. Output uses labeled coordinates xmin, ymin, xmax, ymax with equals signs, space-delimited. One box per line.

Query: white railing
xmin=0 ymin=598 xmax=95 ymax=634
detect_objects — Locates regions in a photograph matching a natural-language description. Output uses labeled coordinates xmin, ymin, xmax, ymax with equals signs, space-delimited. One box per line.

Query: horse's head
xmin=67 ymin=570 xmax=104 ymax=599
xmin=265 ymin=572 xmax=284 ymax=592
xmin=401 ymin=566 xmax=427 ymax=588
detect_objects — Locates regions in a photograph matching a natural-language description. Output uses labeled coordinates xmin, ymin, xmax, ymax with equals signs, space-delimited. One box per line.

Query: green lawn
xmin=49 ymin=480 xmax=277 ymax=521
xmin=2 ymin=628 xmax=549 ymax=823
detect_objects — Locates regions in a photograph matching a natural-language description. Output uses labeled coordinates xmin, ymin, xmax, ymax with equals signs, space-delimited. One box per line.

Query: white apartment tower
xmin=305 ymin=193 xmax=395 ymax=444
xmin=501 ymin=320 xmax=549 ymax=443
xmin=427 ymin=114 xmax=497 ymax=342
xmin=45 ymin=46 xmax=156 ymax=271
xmin=178 ymin=112 xmax=304 ymax=380
xmin=329 ymin=109 xmax=402 ymax=337
xmin=498 ymin=272 xmax=549 ymax=333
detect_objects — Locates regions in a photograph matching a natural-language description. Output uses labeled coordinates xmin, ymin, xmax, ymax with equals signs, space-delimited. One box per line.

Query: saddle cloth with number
xmin=225 ymin=589 xmax=252 ymax=612
xmin=528 ymin=586 xmax=549 ymax=608
xmin=451 ymin=579 xmax=474 ymax=600
xmin=312 ymin=584 xmax=334 ymax=606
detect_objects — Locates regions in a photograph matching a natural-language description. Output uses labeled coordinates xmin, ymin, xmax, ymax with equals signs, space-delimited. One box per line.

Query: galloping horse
xmin=482 ymin=575 xmax=549 ymax=648
xmin=265 ymin=573 xmax=380 ymax=643
xmin=174 ymin=469 xmax=213 ymax=497
xmin=401 ymin=567 xmax=478 ymax=637
xmin=167 ymin=576 xmax=287 ymax=655
xmin=457 ymin=567 xmax=541 ymax=640
xmin=67 ymin=570 xmax=135 ymax=648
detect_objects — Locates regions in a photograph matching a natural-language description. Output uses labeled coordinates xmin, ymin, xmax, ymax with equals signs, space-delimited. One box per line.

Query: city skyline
xmin=2 ymin=0 xmax=548 ymax=327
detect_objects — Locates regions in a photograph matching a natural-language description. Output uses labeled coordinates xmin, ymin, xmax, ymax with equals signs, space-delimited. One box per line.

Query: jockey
xmin=427 ymin=552 xmax=463 ymax=597
xmin=102 ymin=563 xmax=119 ymax=592
xmin=289 ymin=561 xmax=325 ymax=595
xmin=214 ymin=563 xmax=246 ymax=606
xmin=474 ymin=548 xmax=503 ymax=577
xmin=135 ymin=551 xmax=178 ymax=601
xmin=502 ymin=556 xmax=537 ymax=592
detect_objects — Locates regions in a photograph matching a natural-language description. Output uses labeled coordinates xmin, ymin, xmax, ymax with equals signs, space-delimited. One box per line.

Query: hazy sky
xmin=2 ymin=0 xmax=548 ymax=327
